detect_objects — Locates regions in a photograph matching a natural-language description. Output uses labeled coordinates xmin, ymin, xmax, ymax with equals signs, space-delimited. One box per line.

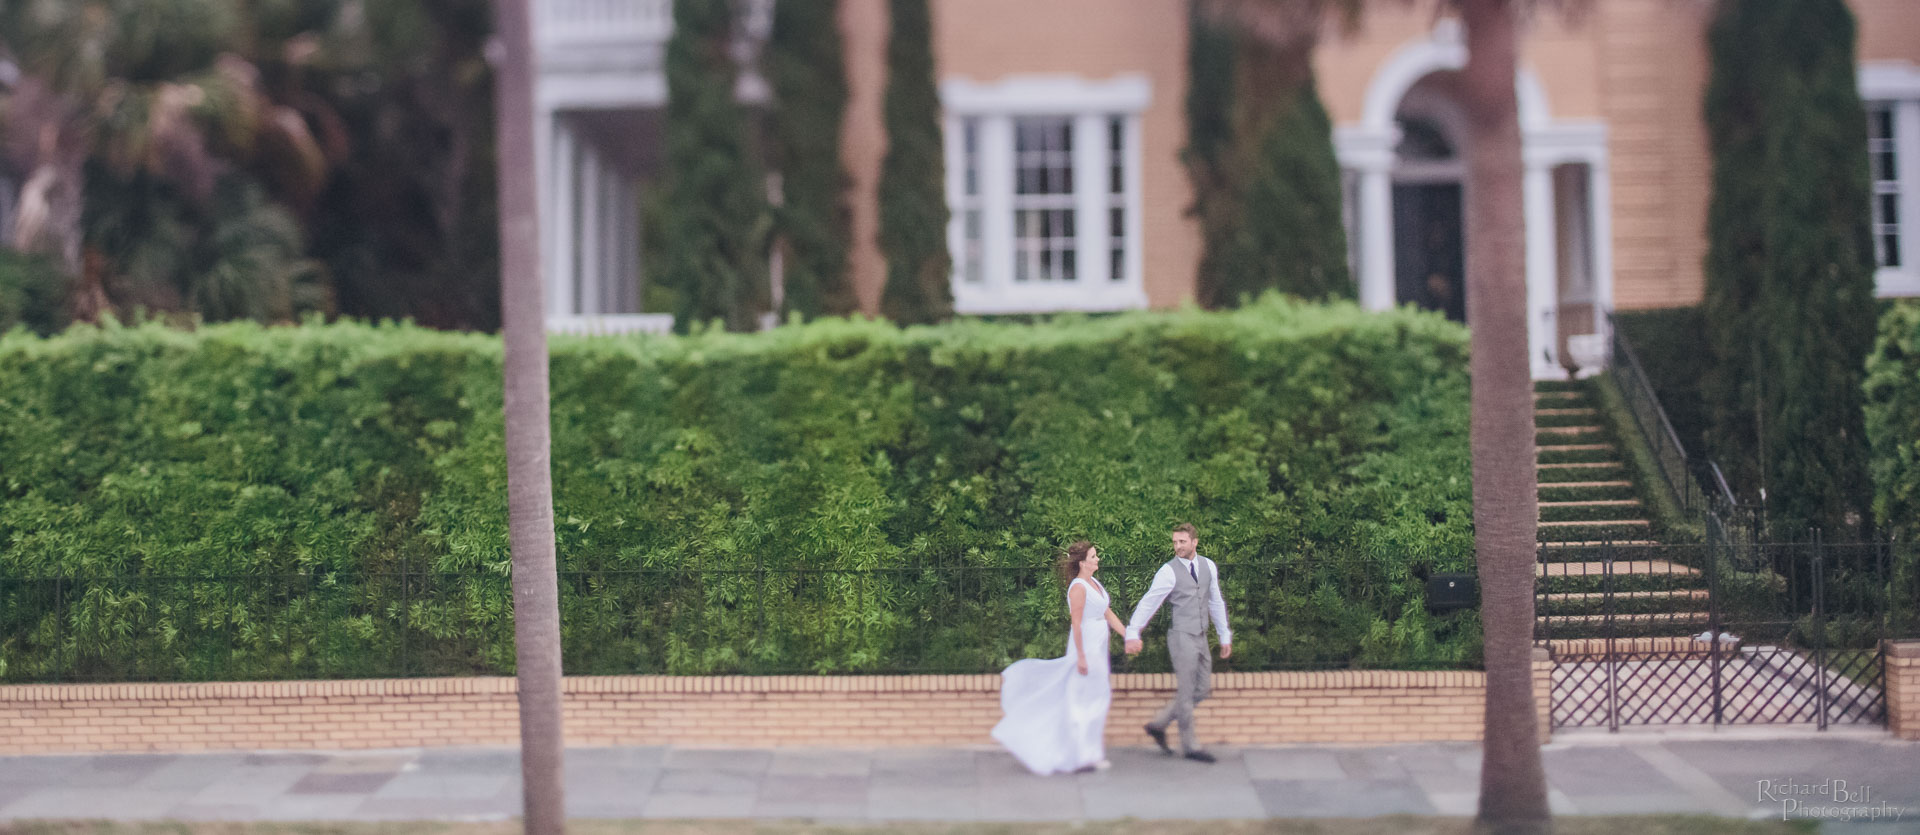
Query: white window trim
xmin=941 ymin=75 xmax=1151 ymax=315
xmin=1861 ymin=62 xmax=1920 ymax=298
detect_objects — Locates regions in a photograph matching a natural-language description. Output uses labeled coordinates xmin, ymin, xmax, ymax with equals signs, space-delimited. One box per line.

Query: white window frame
xmin=1861 ymin=62 xmax=1920 ymax=298
xmin=941 ymin=75 xmax=1150 ymax=315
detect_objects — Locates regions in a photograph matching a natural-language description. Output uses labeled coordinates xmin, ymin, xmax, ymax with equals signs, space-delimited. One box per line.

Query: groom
xmin=1124 ymin=523 xmax=1231 ymax=764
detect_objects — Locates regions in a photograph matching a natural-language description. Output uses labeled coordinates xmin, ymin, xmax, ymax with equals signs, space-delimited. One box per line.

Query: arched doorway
xmin=1337 ymin=21 xmax=1614 ymax=379
xmin=1391 ymin=75 xmax=1470 ymax=323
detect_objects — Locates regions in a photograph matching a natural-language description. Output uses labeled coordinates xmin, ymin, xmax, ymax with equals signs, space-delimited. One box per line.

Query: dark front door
xmin=1393 ymin=183 xmax=1465 ymax=322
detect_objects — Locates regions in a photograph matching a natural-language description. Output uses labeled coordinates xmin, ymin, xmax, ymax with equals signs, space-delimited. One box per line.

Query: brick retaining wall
xmin=1887 ymin=640 xmax=1920 ymax=741
xmin=0 ymin=652 xmax=1556 ymax=754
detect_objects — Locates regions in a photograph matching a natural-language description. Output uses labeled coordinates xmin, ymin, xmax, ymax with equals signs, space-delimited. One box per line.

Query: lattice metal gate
xmin=1537 ymin=540 xmax=1894 ymax=730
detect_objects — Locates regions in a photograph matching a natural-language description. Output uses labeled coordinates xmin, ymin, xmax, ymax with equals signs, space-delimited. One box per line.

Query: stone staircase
xmin=1533 ymin=381 xmax=1709 ymax=640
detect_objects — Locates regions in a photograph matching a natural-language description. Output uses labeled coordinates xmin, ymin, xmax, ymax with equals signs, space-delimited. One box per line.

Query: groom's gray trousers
xmin=1148 ymin=629 xmax=1213 ymax=753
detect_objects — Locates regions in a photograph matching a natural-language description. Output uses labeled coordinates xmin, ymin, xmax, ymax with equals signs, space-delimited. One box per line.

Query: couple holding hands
xmin=991 ymin=523 xmax=1233 ymax=775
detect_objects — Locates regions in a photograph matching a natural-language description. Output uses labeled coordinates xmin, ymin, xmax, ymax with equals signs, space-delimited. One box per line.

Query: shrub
xmin=1702 ymin=0 xmax=1877 ymax=539
xmin=1865 ymin=302 xmax=1920 ymax=633
xmin=660 ymin=0 xmax=772 ymax=332
xmin=1185 ymin=7 xmax=1352 ymax=307
xmin=767 ymin=0 xmax=858 ymax=320
xmin=0 ymin=251 xmax=68 ymax=337
xmin=1866 ymin=301 xmax=1920 ymax=543
xmin=875 ymin=0 xmax=951 ymax=324
xmin=0 ymin=297 xmax=1476 ymax=680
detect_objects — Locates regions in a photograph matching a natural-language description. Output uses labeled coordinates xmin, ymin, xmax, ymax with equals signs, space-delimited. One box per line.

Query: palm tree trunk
xmin=1458 ymin=0 xmax=1551 ymax=832
xmin=488 ymin=0 xmax=567 ymax=831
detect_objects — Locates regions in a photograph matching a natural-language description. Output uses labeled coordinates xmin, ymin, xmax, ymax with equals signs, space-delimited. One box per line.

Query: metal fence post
xmin=1813 ymin=534 xmax=1826 ymax=731
xmin=1536 ymin=545 xmax=1550 ymax=646
xmin=399 ymin=557 xmax=412 ymax=677
xmin=1709 ymin=534 xmax=1723 ymax=727
xmin=52 ymin=577 xmax=65 ymax=683
xmin=1597 ymin=541 xmax=1612 ymax=733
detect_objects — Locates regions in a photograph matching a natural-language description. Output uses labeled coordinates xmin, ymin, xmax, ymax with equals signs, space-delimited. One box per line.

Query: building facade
xmin=533 ymin=0 xmax=1920 ymax=377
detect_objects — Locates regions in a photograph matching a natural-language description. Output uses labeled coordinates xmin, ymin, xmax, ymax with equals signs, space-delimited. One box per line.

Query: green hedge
xmin=0 ymin=252 xmax=68 ymax=338
xmin=1867 ymin=301 xmax=1920 ymax=542
xmin=1864 ymin=302 xmax=1920 ymax=635
xmin=0 ymin=297 xmax=1477 ymax=680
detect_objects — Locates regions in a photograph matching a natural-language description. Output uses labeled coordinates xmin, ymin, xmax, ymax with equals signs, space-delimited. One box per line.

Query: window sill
xmin=952 ymin=286 xmax=1149 ymax=316
xmin=1876 ymin=270 xmax=1920 ymax=299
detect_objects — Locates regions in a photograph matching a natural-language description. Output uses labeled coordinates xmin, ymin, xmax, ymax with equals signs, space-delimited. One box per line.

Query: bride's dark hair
xmin=1059 ymin=540 xmax=1095 ymax=585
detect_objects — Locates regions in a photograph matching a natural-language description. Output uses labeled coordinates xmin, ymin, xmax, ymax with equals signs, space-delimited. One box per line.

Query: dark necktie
xmin=1188 ymin=561 xmax=1197 ymax=582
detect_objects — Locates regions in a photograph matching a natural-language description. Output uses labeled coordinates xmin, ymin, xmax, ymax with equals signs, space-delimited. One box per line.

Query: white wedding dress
xmin=991 ymin=577 xmax=1112 ymax=775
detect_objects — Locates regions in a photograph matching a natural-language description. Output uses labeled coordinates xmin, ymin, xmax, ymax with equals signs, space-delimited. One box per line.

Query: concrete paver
xmin=0 ymin=732 xmax=1912 ymax=830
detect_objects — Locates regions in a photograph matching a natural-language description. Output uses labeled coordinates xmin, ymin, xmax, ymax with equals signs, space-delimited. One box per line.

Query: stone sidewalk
xmin=0 ymin=729 xmax=1914 ymax=831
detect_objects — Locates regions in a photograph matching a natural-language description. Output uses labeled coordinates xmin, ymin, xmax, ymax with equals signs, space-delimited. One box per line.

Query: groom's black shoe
xmin=1144 ymin=724 xmax=1172 ymax=754
xmin=1183 ymin=750 xmax=1217 ymax=764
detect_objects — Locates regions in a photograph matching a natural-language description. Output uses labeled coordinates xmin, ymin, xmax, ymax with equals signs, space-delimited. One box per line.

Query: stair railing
xmin=1604 ymin=312 xmax=1763 ymax=544
xmin=1605 ymin=312 xmax=1708 ymax=516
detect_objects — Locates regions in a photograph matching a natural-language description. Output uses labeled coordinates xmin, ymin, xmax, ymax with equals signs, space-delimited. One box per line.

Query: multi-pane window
xmin=1871 ymin=103 xmax=1901 ymax=269
xmin=1013 ymin=117 xmax=1078 ymax=282
xmin=957 ymin=118 xmax=984 ymax=284
xmin=1108 ymin=117 xmax=1126 ymax=283
xmin=942 ymin=77 xmax=1147 ymax=313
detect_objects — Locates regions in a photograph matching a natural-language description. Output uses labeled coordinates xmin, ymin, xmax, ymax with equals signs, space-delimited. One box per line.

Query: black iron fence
xmin=1537 ymin=538 xmax=1916 ymax=730
xmin=0 ymin=555 xmax=1479 ymax=684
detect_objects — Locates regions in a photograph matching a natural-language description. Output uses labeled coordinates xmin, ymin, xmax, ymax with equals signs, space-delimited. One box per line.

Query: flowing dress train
xmin=991 ymin=577 xmax=1112 ymax=775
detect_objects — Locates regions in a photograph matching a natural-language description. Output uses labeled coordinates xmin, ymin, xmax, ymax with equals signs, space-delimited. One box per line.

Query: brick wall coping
xmin=1545 ymin=637 xmax=1720 ymax=656
xmin=0 ymin=668 xmax=1500 ymax=703
xmin=1886 ymin=639 xmax=1920 ymax=659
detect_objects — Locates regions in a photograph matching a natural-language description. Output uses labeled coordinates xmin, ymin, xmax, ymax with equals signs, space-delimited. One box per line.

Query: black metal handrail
xmin=1605 ymin=312 xmax=1706 ymax=515
xmin=1604 ymin=312 xmax=1762 ymax=540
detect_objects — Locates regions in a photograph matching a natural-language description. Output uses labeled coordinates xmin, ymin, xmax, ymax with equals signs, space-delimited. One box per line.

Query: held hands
xmin=1076 ymin=655 xmax=1089 ymax=676
xmin=1119 ymin=639 xmax=1226 ymax=657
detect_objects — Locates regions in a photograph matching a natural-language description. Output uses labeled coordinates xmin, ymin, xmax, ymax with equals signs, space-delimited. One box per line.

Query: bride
xmin=991 ymin=540 xmax=1129 ymax=775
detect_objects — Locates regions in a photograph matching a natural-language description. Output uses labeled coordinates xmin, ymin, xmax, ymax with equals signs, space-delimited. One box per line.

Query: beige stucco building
xmin=532 ymin=0 xmax=1920 ymax=377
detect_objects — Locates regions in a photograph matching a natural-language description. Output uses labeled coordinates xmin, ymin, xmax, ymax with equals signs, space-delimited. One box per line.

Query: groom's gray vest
xmin=1164 ymin=556 xmax=1212 ymax=637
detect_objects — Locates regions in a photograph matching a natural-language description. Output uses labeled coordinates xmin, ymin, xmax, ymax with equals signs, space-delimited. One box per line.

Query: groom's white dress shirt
xmin=1124 ymin=555 xmax=1232 ymax=646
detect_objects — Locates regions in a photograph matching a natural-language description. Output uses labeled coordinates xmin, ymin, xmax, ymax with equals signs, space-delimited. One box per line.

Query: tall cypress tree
xmin=876 ymin=0 xmax=951 ymax=324
xmin=660 ymin=0 xmax=771 ymax=332
xmin=1185 ymin=4 xmax=1352 ymax=309
xmin=767 ymin=0 xmax=857 ymax=320
xmin=1702 ymin=0 xmax=1877 ymax=538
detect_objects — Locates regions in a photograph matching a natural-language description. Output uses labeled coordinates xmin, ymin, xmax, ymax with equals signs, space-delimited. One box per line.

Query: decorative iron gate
xmin=1537 ymin=539 xmax=1902 ymax=730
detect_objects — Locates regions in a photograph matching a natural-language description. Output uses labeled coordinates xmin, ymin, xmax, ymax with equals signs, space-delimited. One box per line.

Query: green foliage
xmin=0 ymin=251 xmax=70 ymax=336
xmin=0 ymin=298 xmax=1478 ymax=680
xmin=767 ymin=0 xmax=858 ymax=321
xmin=1701 ymin=0 xmax=1878 ymax=539
xmin=1865 ymin=302 xmax=1920 ymax=543
xmin=1183 ymin=1 xmax=1237 ymax=184
xmin=301 ymin=0 xmax=503 ymax=331
xmin=1589 ymin=374 xmax=1701 ymax=543
xmin=85 ymin=171 xmax=330 ymax=322
xmin=0 ymin=0 xmax=502 ymax=330
xmin=1184 ymin=6 xmax=1353 ymax=308
xmin=1867 ymin=302 xmax=1918 ymax=648
xmin=876 ymin=0 xmax=951 ymax=325
xmin=1612 ymin=308 xmax=1711 ymax=461
xmin=659 ymin=0 xmax=773 ymax=333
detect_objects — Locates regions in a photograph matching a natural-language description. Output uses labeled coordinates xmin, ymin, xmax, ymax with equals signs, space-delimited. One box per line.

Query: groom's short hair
xmin=1172 ymin=523 xmax=1197 ymax=538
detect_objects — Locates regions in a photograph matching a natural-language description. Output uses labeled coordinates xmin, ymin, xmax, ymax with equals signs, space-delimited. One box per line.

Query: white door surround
xmin=1335 ymin=20 xmax=1613 ymax=380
